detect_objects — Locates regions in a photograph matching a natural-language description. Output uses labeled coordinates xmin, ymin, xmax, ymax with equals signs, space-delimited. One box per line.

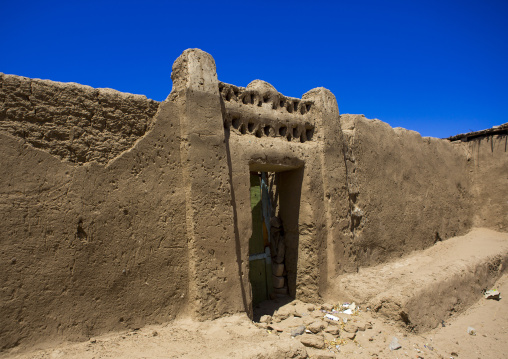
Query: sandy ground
xmin=2 ymin=273 xmax=506 ymax=359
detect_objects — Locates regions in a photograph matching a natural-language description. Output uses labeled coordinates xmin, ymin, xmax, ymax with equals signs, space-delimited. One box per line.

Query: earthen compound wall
xmin=337 ymin=115 xmax=475 ymax=272
xmin=0 ymin=49 xmax=505 ymax=350
xmin=467 ymin=134 xmax=508 ymax=231
xmin=0 ymin=78 xmax=184 ymax=350
xmin=0 ymin=73 xmax=159 ymax=164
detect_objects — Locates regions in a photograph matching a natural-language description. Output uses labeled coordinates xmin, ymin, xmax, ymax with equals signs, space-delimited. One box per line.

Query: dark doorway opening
xmin=249 ymin=167 xmax=303 ymax=321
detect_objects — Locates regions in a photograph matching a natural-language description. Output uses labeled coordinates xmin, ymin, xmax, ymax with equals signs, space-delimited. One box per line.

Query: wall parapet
xmin=219 ymin=81 xmax=316 ymax=143
xmin=0 ymin=73 xmax=160 ymax=164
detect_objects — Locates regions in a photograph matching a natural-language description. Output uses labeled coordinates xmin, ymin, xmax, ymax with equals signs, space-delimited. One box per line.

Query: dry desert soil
xmin=2 ymin=230 xmax=507 ymax=359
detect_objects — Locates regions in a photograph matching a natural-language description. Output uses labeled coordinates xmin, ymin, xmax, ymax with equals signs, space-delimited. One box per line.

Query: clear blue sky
xmin=1 ymin=0 xmax=506 ymax=138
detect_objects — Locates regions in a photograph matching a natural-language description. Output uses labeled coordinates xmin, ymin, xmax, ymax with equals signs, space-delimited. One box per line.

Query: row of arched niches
xmin=219 ymin=82 xmax=315 ymax=143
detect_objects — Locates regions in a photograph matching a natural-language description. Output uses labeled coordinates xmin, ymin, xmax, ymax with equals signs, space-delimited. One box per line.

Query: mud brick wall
xmin=0 ymin=86 xmax=185 ymax=350
xmin=467 ymin=134 xmax=508 ymax=231
xmin=337 ymin=114 xmax=474 ymax=271
xmin=0 ymin=73 xmax=160 ymax=164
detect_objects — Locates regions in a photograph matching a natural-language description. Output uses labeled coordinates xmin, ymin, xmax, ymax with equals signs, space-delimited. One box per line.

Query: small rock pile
xmin=255 ymin=300 xmax=373 ymax=357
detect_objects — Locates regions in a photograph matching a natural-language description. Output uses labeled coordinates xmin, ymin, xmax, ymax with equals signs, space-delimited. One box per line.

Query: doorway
xmin=248 ymin=172 xmax=276 ymax=306
xmin=248 ymin=167 xmax=303 ymax=316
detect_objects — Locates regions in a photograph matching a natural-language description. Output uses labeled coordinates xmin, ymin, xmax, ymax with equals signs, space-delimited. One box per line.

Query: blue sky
xmin=1 ymin=0 xmax=506 ymax=138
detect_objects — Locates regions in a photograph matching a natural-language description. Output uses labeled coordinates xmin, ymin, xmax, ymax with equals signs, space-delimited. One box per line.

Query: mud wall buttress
xmin=302 ymin=88 xmax=349 ymax=294
xmin=171 ymin=49 xmax=244 ymax=319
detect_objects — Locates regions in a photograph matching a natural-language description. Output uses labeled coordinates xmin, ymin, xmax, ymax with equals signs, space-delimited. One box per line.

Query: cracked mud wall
xmin=337 ymin=114 xmax=474 ymax=271
xmin=0 ymin=73 xmax=159 ymax=164
xmin=0 ymin=85 xmax=187 ymax=350
xmin=467 ymin=134 xmax=508 ymax=231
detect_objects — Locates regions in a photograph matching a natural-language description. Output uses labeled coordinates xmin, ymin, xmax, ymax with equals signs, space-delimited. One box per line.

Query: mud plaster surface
xmin=0 ymin=73 xmax=159 ymax=164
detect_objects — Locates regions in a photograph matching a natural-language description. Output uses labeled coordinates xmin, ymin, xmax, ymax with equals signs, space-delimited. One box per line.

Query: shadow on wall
xmin=278 ymin=167 xmax=303 ymax=298
xmin=223 ymin=125 xmax=250 ymax=316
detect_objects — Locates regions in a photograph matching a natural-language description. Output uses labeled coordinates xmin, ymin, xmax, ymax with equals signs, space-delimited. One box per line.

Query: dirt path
xmin=3 ymin=274 xmax=506 ymax=359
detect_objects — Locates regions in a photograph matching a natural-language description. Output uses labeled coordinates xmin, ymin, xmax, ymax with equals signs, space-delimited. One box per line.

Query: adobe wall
xmin=337 ymin=114 xmax=474 ymax=271
xmin=169 ymin=50 xmax=244 ymax=320
xmin=0 ymin=73 xmax=160 ymax=164
xmin=0 ymin=76 xmax=183 ymax=350
xmin=467 ymin=134 xmax=508 ymax=231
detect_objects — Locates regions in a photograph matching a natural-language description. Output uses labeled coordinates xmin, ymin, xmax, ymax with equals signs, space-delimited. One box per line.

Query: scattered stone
xmin=152 ymin=331 xmax=158 ymax=337
xmin=273 ymin=304 xmax=301 ymax=321
xmin=292 ymin=299 xmax=305 ymax=306
xmin=342 ymin=331 xmax=356 ymax=340
xmin=306 ymin=348 xmax=336 ymax=359
xmin=307 ymin=304 xmax=316 ymax=311
xmin=451 ymin=351 xmax=459 ymax=357
xmin=291 ymin=325 xmax=306 ymax=337
xmin=343 ymin=323 xmax=358 ymax=333
xmin=259 ymin=315 xmax=271 ymax=323
xmin=277 ymin=315 xmax=304 ymax=332
xmin=299 ymin=334 xmax=325 ymax=349
xmin=354 ymin=318 xmax=370 ymax=331
xmin=303 ymin=316 xmax=315 ymax=325
xmin=312 ymin=310 xmax=325 ymax=319
xmin=467 ymin=326 xmax=476 ymax=336
xmin=308 ymin=320 xmax=327 ymax=334
xmin=273 ymin=311 xmax=289 ymax=321
xmin=324 ymin=326 xmax=340 ymax=335
xmin=267 ymin=324 xmax=283 ymax=332
xmin=323 ymin=332 xmax=336 ymax=342
xmin=389 ymin=337 xmax=402 ymax=350
xmin=321 ymin=303 xmax=334 ymax=311
xmin=255 ymin=322 xmax=267 ymax=329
